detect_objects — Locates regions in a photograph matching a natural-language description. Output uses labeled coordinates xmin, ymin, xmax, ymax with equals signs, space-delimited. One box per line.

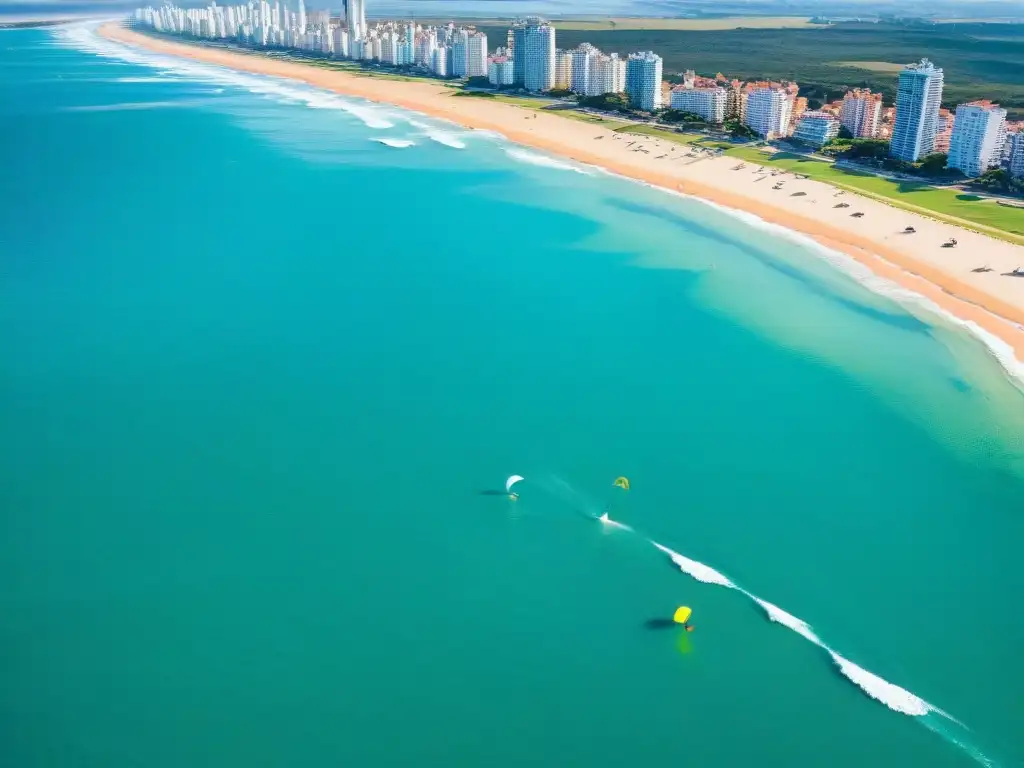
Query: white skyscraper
xmin=743 ymin=85 xmax=793 ymax=138
xmin=296 ymin=0 xmax=306 ymax=33
xmin=890 ymin=59 xmax=944 ymax=162
xmin=451 ymin=31 xmax=469 ymax=76
xmin=571 ymin=43 xmax=595 ymax=95
xmin=522 ymin=21 xmax=555 ymax=92
xmin=466 ymin=31 xmax=488 ymax=78
xmin=345 ymin=0 xmax=366 ymax=42
xmin=947 ymin=101 xmax=1007 ymax=177
xmin=625 ymin=51 xmax=662 ymax=112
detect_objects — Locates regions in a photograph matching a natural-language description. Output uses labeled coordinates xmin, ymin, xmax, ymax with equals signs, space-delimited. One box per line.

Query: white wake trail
xmin=646 ymin=538 xmax=954 ymax=722
xmin=598 ymin=512 xmax=633 ymax=531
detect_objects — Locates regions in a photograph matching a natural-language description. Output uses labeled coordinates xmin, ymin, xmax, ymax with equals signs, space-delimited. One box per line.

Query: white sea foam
xmin=65 ymin=99 xmax=197 ymax=111
xmin=427 ymin=132 xmax=467 ymax=149
xmin=504 ymin=147 xmax=592 ymax=174
xmin=747 ymin=594 xmax=822 ymax=644
xmin=53 ymin=23 xmax=395 ymax=129
xmin=647 ymin=539 xmax=951 ymax=721
xmin=115 ymin=75 xmax=187 ymax=83
xmin=828 ymin=652 xmax=932 ymax=716
xmin=650 ymin=541 xmax=734 ymax=587
xmin=373 ymin=138 xmax=415 ymax=148
xmin=661 ymin=186 xmax=1024 ymax=386
xmin=597 ymin=512 xmax=633 ymax=531
xmin=406 ymin=119 xmax=467 ymax=148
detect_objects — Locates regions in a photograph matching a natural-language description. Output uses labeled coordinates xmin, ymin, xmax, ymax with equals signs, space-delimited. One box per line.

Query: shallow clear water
xmin=2 ymin=24 xmax=1023 ymax=768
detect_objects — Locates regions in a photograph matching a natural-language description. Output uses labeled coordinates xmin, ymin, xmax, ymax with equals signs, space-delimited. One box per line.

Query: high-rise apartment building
xmin=947 ymin=101 xmax=1007 ymax=177
xmin=890 ymin=59 xmax=944 ymax=162
xmin=488 ymin=56 xmax=514 ymax=86
xmin=465 ymin=31 xmax=487 ymax=77
xmin=743 ymin=84 xmax=792 ymax=139
xmin=554 ymin=49 xmax=572 ymax=90
xmin=840 ymin=89 xmax=882 ymax=138
xmin=344 ymin=0 xmax=365 ymax=43
xmin=570 ymin=43 xmax=595 ymax=95
xmin=669 ymin=84 xmax=726 ymax=123
xmin=1005 ymin=131 xmax=1024 ymax=178
xmin=625 ymin=51 xmax=662 ymax=112
xmin=521 ymin=20 xmax=555 ymax=92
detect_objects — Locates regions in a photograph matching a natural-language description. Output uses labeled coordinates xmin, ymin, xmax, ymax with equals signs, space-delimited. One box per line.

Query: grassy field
xmin=413 ymin=16 xmax=816 ymax=31
xmin=452 ymin=91 xmax=558 ymax=109
xmin=829 ymin=61 xmax=907 ymax=73
xmin=475 ymin=22 xmax=1024 ymax=117
xmin=723 ymin=147 xmax=1024 ymax=242
xmin=546 ymin=109 xmax=632 ymax=128
xmin=612 ymin=123 xmax=716 ymax=145
xmin=544 ymin=16 xmax=817 ymax=31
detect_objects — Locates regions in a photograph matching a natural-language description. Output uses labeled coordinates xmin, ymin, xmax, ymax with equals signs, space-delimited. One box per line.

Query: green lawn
xmin=543 ymin=109 xmax=632 ymax=128
xmin=613 ymin=124 xmax=707 ymax=144
xmin=451 ymin=91 xmax=555 ymax=109
xmin=724 ymin=148 xmax=1024 ymax=242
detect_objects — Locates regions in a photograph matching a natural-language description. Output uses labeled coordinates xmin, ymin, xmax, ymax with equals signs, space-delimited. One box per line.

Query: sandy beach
xmin=100 ymin=22 xmax=1024 ymax=362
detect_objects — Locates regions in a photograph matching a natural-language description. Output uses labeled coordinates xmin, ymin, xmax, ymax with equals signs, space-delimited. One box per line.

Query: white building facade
xmin=466 ymin=31 xmax=487 ymax=77
xmin=522 ymin=21 xmax=556 ymax=92
xmin=947 ymin=101 xmax=1008 ymax=177
xmin=792 ymin=111 xmax=841 ymax=147
xmin=625 ymin=51 xmax=662 ymax=112
xmin=669 ymin=85 xmax=726 ymax=123
xmin=744 ymin=86 xmax=792 ymax=139
xmin=840 ymin=89 xmax=882 ymax=138
xmin=890 ymin=59 xmax=944 ymax=162
xmin=488 ymin=57 xmax=514 ymax=86
xmin=553 ymin=50 xmax=573 ymax=91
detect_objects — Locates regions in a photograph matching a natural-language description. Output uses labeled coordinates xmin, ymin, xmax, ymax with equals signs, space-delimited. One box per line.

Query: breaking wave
xmin=746 ymin=594 xmax=822 ymax=644
xmin=828 ymin=652 xmax=931 ymax=717
xmin=643 ymin=536 xmax=994 ymax=764
xmin=650 ymin=541 xmax=733 ymax=587
xmin=373 ymin=138 xmax=415 ymax=148
xmin=648 ymin=538 xmax=936 ymax=715
xmin=505 ymin=147 xmax=592 ymax=174
xmin=668 ymin=188 xmax=1024 ymax=387
xmin=52 ymin=22 xmax=395 ymax=129
xmin=406 ymin=119 xmax=467 ymax=148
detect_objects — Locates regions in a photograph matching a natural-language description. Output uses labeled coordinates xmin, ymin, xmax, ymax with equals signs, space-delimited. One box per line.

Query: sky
xmin=2 ymin=0 xmax=1023 ymax=17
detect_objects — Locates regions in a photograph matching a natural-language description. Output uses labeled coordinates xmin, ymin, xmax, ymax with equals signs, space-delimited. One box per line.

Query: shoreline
xmin=97 ymin=22 xmax=1024 ymax=364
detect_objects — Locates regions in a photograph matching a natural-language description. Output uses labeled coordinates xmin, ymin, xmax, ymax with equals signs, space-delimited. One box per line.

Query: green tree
xmin=724 ymin=120 xmax=758 ymax=139
xmin=659 ymin=109 xmax=707 ymax=124
xmin=918 ymin=152 xmax=949 ymax=175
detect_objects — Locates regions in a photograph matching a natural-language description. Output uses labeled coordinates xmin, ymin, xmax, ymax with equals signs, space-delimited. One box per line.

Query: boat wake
xmin=649 ymin=538 xmax=936 ymax=715
xmin=597 ymin=512 xmax=633 ymax=531
xmin=642 ymin=536 xmax=994 ymax=764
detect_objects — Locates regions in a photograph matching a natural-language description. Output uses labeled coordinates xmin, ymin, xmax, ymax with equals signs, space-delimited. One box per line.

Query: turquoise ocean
xmin=3 ymin=23 xmax=1024 ymax=767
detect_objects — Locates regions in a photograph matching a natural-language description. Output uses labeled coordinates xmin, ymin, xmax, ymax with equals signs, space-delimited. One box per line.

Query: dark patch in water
xmin=644 ymin=618 xmax=678 ymax=629
xmin=605 ymin=197 xmax=932 ymax=335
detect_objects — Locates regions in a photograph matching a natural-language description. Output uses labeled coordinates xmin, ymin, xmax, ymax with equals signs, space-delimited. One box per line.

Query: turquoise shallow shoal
xmin=1 ymin=26 xmax=1022 ymax=768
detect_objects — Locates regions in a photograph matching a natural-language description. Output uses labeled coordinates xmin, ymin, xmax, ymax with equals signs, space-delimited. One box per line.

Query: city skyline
xmin=132 ymin=3 xmax=1023 ymax=179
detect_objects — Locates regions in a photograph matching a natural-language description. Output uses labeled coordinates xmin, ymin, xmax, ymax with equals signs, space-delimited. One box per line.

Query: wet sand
xmin=99 ymin=23 xmax=1024 ymax=362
